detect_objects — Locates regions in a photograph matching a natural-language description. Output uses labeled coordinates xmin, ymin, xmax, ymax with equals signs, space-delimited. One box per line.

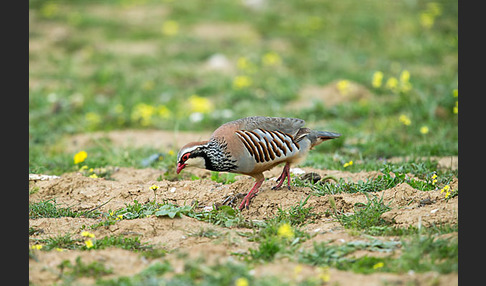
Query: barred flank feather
xmin=235 ymin=129 xmax=300 ymax=163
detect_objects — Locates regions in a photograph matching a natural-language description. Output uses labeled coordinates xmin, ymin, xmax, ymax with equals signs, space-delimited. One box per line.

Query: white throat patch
xmin=185 ymin=156 xmax=206 ymax=169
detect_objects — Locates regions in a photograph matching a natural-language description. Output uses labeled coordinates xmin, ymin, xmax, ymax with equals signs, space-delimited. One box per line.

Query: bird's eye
xmin=182 ymin=153 xmax=190 ymax=162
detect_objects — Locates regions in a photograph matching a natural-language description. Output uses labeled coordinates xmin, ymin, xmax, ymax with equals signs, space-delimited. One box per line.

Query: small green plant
xmin=210 ymin=171 xmax=237 ymax=184
xmin=245 ymin=219 xmax=309 ymax=262
xmin=29 ymin=199 xmax=100 ymax=219
xmin=189 ymin=227 xmax=221 ymax=239
xmin=336 ymin=192 xmax=391 ymax=231
xmin=30 ymin=233 xmax=152 ymax=252
xmin=188 ymin=205 xmax=250 ymax=228
xmin=58 ymin=256 xmax=113 ymax=280
xmin=154 ymin=203 xmax=192 ymax=218
xmin=275 ymin=195 xmax=317 ymax=226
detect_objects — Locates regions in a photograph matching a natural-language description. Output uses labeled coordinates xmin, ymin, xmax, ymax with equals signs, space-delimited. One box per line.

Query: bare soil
xmin=29 ymin=130 xmax=458 ymax=285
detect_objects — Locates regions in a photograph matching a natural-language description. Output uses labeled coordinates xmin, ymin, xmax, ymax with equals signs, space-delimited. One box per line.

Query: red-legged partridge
xmin=176 ymin=116 xmax=341 ymax=210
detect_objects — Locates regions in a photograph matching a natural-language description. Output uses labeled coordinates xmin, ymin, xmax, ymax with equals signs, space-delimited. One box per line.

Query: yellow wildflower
xmin=116 ymin=215 xmax=123 ymax=220
xmin=318 ymin=266 xmax=331 ymax=282
xmin=400 ymin=70 xmax=410 ymax=83
xmin=79 ymin=165 xmax=89 ymax=171
xmin=336 ymin=80 xmax=350 ymax=96
xmin=440 ymin=185 xmax=452 ymax=198
xmin=157 ymin=105 xmax=171 ymax=119
xmin=399 ymin=114 xmax=411 ymax=126
xmin=162 ymin=20 xmax=179 ymax=36
xmin=236 ymin=57 xmax=258 ymax=73
xmin=399 ymin=70 xmax=412 ymax=93
xmin=294 ymin=264 xmax=303 ymax=276
xmin=74 ymin=151 xmax=88 ymax=164
xmin=149 ymin=184 xmax=160 ymax=191
xmin=31 ymin=244 xmax=43 ymax=250
xmin=440 ymin=185 xmax=450 ymax=193
xmin=40 ymin=2 xmax=59 ymax=18
xmin=431 ymin=174 xmax=438 ymax=185
xmin=85 ymin=112 xmax=101 ymax=128
xmin=372 ymin=71 xmax=384 ymax=88
xmin=131 ymin=103 xmax=156 ymax=126
xmin=452 ymin=89 xmax=458 ymax=97
xmin=453 ymin=101 xmax=458 ymax=114
xmin=85 ymin=239 xmax=94 ymax=249
xmin=420 ymin=126 xmax=429 ymax=134
xmin=235 ymin=277 xmax=249 ymax=286
xmin=373 ymin=262 xmax=385 ymax=269
xmin=237 ymin=57 xmax=250 ymax=70
xmin=420 ymin=12 xmax=434 ymax=29
xmin=232 ymin=75 xmax=252 ymax=90
xmin=277 ymin=223 xmax=294 ymax=239
xmin=89 ymin=173 xmax=98 ymax=178
xmin=262 ymin=52 xmax=282 ymax=67
xmin=420 ymin=3 xmax=441 ymax=29
xmin=55 ymin=248 xmax=65 ymax=252
xmin=343 ymin=160 xmax=353 ymax=168
xmin=189 ymin=95 xmax=213 ymax=114
xmin=385 ymin=77 xmax=399 ymax=92
xmin=81 ymin=231 xmax=95 ymax=238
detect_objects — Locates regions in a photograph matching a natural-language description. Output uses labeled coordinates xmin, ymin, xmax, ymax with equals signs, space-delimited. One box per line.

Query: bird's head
xmin=176 ymin=141 xmax=209 ymax=174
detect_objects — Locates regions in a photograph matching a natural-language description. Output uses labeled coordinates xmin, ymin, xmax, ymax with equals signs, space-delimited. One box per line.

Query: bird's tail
xmin=309 ymin=130 xmax=341 ymax=148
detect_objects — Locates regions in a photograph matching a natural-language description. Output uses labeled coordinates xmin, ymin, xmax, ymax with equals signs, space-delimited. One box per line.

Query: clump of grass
xmin=335 ymin=192 xmax=391 ymax=232
xmin=98 ymin=261 xmax=172 ymax=285
xmin=30 ymin=233 xmax=152 ymax=252
xmin=58 ymin=256 xmax=113 ymax=280
xmin=299 ymin=233 xmax=457 ymax=274
xmin=188 ymin=205 xmax=250 ymax=228
xmin=300 ymin=163 xmax=451 ymax=197
xmin=275 ymin=195 xmax=318 ymax=226
xmin=243 ymin=199 xmax=314 ymax=262
xmin=29 ymin=199 xmax=100 ymax=219
xmin=188 ymin=227 xmax=221 ymax=239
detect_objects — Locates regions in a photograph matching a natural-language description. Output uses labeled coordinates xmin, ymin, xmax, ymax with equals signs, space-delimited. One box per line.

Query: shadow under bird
xmin=176 ymin=116 xmax=341 ymax=210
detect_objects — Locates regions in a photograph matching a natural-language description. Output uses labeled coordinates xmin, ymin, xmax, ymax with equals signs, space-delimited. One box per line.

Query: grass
xmin=29 ymin=199 xmax=101 ymax=219
xmin=294 ymin=161 xmax=457 ymax=196
xmin=29 ymin=0 xmax=457 ymax=176
xmin=29 ymin=0 xmax=457 ymax=284
xmin=335 ymin=192 xmax=392 ymax=231
xmin=58 ymin=256 xmax=113 ymax=280
xmin=30 ymin=233 xmax=150 ymax=252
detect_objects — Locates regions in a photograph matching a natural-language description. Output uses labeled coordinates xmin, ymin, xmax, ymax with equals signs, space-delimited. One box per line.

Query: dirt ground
xmin=29 ymin=130 xmax=458 ymax=285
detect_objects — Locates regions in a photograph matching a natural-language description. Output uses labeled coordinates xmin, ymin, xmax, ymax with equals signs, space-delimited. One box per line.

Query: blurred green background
xmin=29 ymin=0 xmax=458 ymax=174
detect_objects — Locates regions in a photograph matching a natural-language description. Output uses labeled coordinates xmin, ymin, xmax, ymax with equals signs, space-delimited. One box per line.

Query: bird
xmin=176 ymin=116 xmax=341 ymax=210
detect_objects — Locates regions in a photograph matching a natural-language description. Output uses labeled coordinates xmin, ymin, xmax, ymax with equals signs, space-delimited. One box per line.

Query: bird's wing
xmin=233 ymin=128 xmax=301 ymax=164
xmin=234 ymin=116 xmax=305 ymax=135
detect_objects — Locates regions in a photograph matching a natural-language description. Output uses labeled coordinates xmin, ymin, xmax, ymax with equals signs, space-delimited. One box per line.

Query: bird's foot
xmin=238 ymin=192 xmax=258 ymax=210
xmin=222 ymin=193 xmax=245 ymax=206
xmin=272 ymin=185 xmax=291 ymax=191
xmin=238 ymin=179 xmax=264 ymax=211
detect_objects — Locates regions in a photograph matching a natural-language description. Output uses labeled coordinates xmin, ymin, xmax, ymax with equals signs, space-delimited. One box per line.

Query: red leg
xmin=239 ymin=179 xmax=264 ymax=210
xmin=272 ymin=163 xmax=291 ymax=190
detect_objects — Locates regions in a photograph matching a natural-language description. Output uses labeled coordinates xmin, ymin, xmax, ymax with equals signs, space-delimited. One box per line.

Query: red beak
xmin=176 ymin=163 xmax=186 ymax=174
